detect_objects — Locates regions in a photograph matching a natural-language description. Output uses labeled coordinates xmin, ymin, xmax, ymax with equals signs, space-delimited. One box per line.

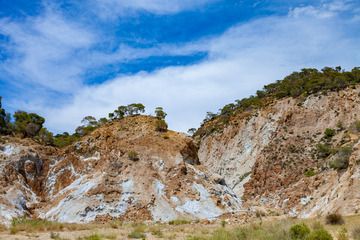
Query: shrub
xmin=290 ymin=223 xmax=311 ymax=240
xmin=316 ymin=144 xmax=333 ymax=158
xmin=306 ymin=229 xmax=333 ymax=240
xmin=355 ymin=120 xmax=360 ymax=132
xmin=168 ymin=219 xmax=191 ymax=225
xmin=128 ymin=151 xmax=140 ymax=161
xmin=128 ymin=231 xmax=146 ymax=239
xmin=325 ymin=213 xmax=344 ymax=225
xmin=155 ymin=119 xmax=168 ymax=132
xmin=324 ymin=128 xmax=336 ymax=139
xmin=304 ymin=169 xmax=316 ymax=177
xmin=330 ymin=146 xmax=352 ymax=170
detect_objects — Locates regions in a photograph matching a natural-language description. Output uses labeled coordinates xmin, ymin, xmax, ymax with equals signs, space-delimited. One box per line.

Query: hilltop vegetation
xmin=196 ymin=66 xmax=360 ymax=137
xmin=0 ymin=99 xmax=168 ymax=148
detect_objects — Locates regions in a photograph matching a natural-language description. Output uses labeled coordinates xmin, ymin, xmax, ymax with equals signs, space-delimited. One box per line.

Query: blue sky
xmin=0 ymin=0 xmax=359 ymax=133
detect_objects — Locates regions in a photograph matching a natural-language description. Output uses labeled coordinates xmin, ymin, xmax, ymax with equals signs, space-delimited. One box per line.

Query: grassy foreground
xmin=0 ymin=215 xmax=359 ymax=240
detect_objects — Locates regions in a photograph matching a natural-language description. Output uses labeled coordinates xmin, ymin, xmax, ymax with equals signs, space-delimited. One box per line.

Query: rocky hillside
xmin=1 ymin=68 xmax=360 ymax=225
xmin=0 ymin=116 xmax=241 ymax=225
xmin=198 ymin=86 xmax=360 ymax=218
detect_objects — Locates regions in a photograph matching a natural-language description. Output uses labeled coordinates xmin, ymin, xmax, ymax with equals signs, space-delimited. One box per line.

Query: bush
xmin=325 ymin=213 xmax=344 ymax=225
xmin=316 ymin=144 xmax=333 ymax=158
xmin=168 ymin=219 xmax=191 ymax=225
xmin=306 ymin=229 xmax=333 ymax=240
xmin=155 ymin=119 xmax=168 ymax=132
xmin=290 ymin=223 xmax=311 ymax=240
xmin=304 ymin=169 xmax=316 ymax=177
xmin=355 ymin=120 xmax=360 ymax=132
xmin=128 ymin=151 xmax=140 ymax=161
xmin=324 ymin=128 xmax=336 ymax=139
xmin=330 ymin=146 xmax=352 ymax=170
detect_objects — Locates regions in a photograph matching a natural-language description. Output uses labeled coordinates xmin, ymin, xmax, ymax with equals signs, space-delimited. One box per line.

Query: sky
xmin=0 ymin=0 xmax=359 ymax=134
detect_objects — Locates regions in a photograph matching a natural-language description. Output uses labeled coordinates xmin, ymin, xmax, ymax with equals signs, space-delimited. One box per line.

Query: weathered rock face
xmin=198 ymin=87 xmax=360 ymax=217
xmin=0 ymin=116 xmax=241 ymax=225
xmin=0 ymin=138 xmax=56 ymax=225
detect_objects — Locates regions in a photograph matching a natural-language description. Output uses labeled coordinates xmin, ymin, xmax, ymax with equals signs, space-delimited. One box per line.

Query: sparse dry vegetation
xmin=128 ymin=150 xmax=140 ymax=161
xmin=326 ymin=213 xmax=345 ymax=225
xmin=0 ymin=215 xmax=360 ymax=240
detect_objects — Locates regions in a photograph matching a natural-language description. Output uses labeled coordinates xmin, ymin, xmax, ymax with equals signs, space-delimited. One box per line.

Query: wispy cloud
xmin=0 ymin=7 xmax=96 ymax=92
xmin=0 ymin=0 xmax=359 ymax=133
xmin=41 ymin=0 xmax=360 ymax=133
xmin=91 ymin=0 xmax=217 ymax=19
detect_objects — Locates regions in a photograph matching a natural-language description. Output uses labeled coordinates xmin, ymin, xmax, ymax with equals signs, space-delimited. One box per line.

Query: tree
xmin=155 ymin=107 xmax=167 ymax=120
xmin=98 ymin=117 xmax=108 ymax=125
xmin=14 ymin=111 xmax=45 ymax=137
xmin=204 ymin=112 xmax=216 ymax=122
xmin=127 ymin=103 xmax=145 ymax=116
xmin=81 ymin=116 xmax=98 ymax=127
xmin=114 ymin=105 xmax=128 ymax=119
xmin=36 ymin=128 xmax=54 ymax=145
xmin=155 ymin=119 xmax=168 ymax=132
xmin=108 ymin=112 xmax=115 ymax=120
xmin=187 ymin=128 xmax=196 ymax=135
xmin=0 ymin=97 xmax=11 ymax=134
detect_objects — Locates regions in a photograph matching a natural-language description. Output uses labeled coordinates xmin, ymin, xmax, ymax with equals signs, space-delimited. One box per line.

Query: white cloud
xmin=0 ymin=8 xmax=96 ymax=92
xmin=92 ymin=0 xmax=217 ymax=19
xmin=38 ymin=1 xmax=360 ymax=133
xmin=1 ymin=0 xmax=360 ymax=134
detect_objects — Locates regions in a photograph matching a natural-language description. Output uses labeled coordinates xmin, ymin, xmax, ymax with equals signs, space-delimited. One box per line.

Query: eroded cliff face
xmin=198 ymin=87 xmax=360 ymax=217
xmin=0 ymin=116 xmax=241 ymax=225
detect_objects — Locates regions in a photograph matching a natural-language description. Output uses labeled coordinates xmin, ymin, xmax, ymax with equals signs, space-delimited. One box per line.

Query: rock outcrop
xmin=198 ymin=86 xmax=360 ymax=217
xmin=0 ymin=116 xmax=240 ymax=225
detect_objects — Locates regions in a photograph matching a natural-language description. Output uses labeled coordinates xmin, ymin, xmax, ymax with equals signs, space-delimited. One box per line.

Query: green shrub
xmin=324 ymin=128 xmax=336 ymax=139
xmin=290 ymin=223 xmax=311 ymax=240
xmin=155 ymin=119 xmax=168 ymax=132
xmin=128 ymin=151 xmax=140 ymax=161
xmin=304 ymin=169 xmax=316 ymax=177
xmin=325 ymin=213 xmax=344 ymax=225
xmin=330 ymin=146 xmax=352 ymax=170
xmin=316 ymin=144 xmax=333 ymax=158
xmin=306 ymin=228 xmax=333 ymax=240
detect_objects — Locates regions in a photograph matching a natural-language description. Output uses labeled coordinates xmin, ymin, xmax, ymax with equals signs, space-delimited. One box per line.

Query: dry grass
xmin=9 ymin=218 xmax=93 ymax=234
xmin=0 ymin=215 xmax=359 ymax=240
